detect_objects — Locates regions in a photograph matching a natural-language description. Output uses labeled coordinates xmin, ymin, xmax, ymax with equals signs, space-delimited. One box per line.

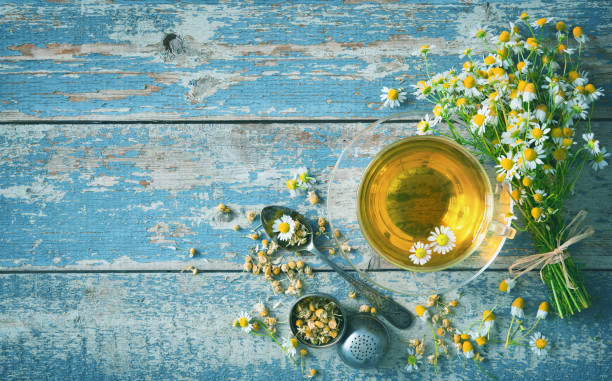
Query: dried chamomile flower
xmin=243 ymin=262 xmax=253 ymax=272
xmin=189 ymin=248 xmax=196 ymax=257
xmin=246 ymin=210 xmax=258 ymax=222
xmin=307 ymin=190 xmax=319 ymax=205
xmin=328 ymin=248 xmax=336 ymax=255
xmin=293 ymin=296 xmax=343 ymax=346
xmin=250 ymin=232 xmax=260 ymax=240
xmin=348 ymin=291 xmax=357 ymax=299
xmin=359 ymin=305 xmax=371 ymax=313
xmin=232 ymin=224 xmax=240 ymax=231
xmin=217 ymin=203 xmax=231 ymax=214
xmin=340 ymin=242 xmax=351 ymax=252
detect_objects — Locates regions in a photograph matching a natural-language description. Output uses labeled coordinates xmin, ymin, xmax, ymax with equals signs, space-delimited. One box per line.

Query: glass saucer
xmin=326 ymin=112 xmax=514 ymax=296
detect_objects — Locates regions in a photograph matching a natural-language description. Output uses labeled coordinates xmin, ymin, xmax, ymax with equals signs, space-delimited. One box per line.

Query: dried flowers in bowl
xmin=289 ymin=293 xmax=347 ymax=348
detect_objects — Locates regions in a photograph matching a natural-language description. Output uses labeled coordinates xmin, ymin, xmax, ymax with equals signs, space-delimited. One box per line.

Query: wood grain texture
xmin=0 ymin=0 xmax=610 ymax=121
xmin=0 ymin=271 xmax=610 ymax=380
xmin=1 ymin=122 xmax=610 ymax=271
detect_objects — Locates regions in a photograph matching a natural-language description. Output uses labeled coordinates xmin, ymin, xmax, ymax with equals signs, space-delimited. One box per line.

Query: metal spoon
xmin=260 ymin=205 xmax=412 ymax=329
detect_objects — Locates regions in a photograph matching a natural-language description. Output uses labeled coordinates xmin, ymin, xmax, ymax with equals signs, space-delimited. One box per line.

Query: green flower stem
xmin=513 ymin=318 xmax=541 ymax=344
xmin=252 ymin=319 xmax=298 ymax=366
xmin=504 ymin=315 xmax=515 ymax=348
xmin=473 ymin=359 xmax=497 ymax=380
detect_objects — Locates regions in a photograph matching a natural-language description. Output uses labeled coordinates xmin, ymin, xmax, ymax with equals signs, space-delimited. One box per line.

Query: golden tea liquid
xmin=357 ymin=136 xmax=493 ymax=271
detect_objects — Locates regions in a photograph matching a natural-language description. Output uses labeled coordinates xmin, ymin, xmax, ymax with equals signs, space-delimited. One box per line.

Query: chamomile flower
xmin=272 ymin=215 xmax=296 ymax=242
xmin=473 ymin=25 xmax=489 ymax=40
xmin=405 ymin=347 xmax=422 ymax=372
xmin=499 ymin=278 xmax=516 ymax=293
xmin=582 ymin=133 xmax=600 ymax=154
xmin=409 ymin=241 xmax=432 ymax=265
xmin=461 ymin=75 xmax=481 ymax=97
xmin=415 ymin=305 xmax=430 ymax=322
xmin=482 ymin=310 xmax=495 ymax=334
xmin=534 ymin=104 xmax=548 ymax=122
xmin=516 ymin=60 xmax=531 ymax=75
xmin=237 ymin=311 xmax=253 ymax=333
xmin=282 ymin=337 xmax=298 ymax=358
xmin=531 ymin=206 xmax=545 ymax=222
xmin=532 ymin=17 xmax=551 ymax=29
xmin=511 ymin=297 xmax=525 ymax=318
xmin=522 ymin=82 xmax=537 ymax=102
xmin=542 ymin=163 xmax=556 ymax=175
xmin=536 ymin=302 xmax=550 ymax=320
xmin=427 ymin=225 xmax=456 ymax=254
xmin=286 ymin=179 xmax=298 ymax=197
xmin=533 ymin=189 xmax=547 ymax=203
xmin=591 ymin=147 xmax=609 ymax=171
xmin=380 ymin=87 xmax=407 ymax=108
xmin=503 ymin=212 xmax=518 ymax=224
xmin=567 ymin=70 xmax=588 ymax=87
xmin=521 ymin=145 xmax=545 ymax=170
xmin=471 ymin=112 xmax=489 ymax=135
xmin=496 ymin=152 xmax=519 ymax=180
xmin=459 ymin=48 xmax=472 ymax=59
xmin=295 ymin=167 xmax=315 ymax=188
xmin=529 ymin=332 xmax=550 ymax=356
xmin=584 ymin=84 xmax=603 ymax=103
xmin=569 ymin=98 xmax=589 ymax=120
xmin=462 ymin=341 xmax=475 ymax=359
xmin=416 ymin=114 xmax=438 ymax=135
xmin=572 ymin=26 xmax=588 ymax=44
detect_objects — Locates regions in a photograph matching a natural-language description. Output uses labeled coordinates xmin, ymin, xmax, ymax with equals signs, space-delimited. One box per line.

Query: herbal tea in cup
xmin=357 ymin=136 xmax=499 ymax=272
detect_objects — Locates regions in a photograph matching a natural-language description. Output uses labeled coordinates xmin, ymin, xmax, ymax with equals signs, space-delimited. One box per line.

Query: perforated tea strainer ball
xmin=336 ymin=313 xmax=390 ymax=369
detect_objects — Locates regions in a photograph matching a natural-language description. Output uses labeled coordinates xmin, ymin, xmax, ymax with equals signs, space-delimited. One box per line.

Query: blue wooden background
xmin=0 ymin=1 xmax=610 ymax=380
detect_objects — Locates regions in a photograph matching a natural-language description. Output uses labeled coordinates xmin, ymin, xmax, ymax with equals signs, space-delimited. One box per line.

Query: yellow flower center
xmin=524 ymin=148 xmax=537 ymax=161
xmin=476 ymin=28 xmax=486 ymax=38
xmin=520 ymin=12 xmax=529 ymax=20
xmin=433 ymin=105 xmax=443 ymax=117
xmin=551 ymin=127 xmax=563 ymax=138
xmin=456 ymin=97 xmax=467 ymax=107
xmin=464 ymin=76 xmax=476 ymax=89
xmin=517 ymin=80 xmax=527 ymax=92
xmin=531 ymin=128 xmax=543 ymax=139
xmin=539 ymin=302 xmax=550 ymax=312
xmin=387 ymin=88 xmax=399 ymax=100
xmin=473 ymin=114 xmax=485 ymax=126
xmin=517 ymin=61 xmax=526 ymax=71
xmin=278 ymin=222 xmax=290 ymax=234
xmin=562 ymin=138 xmax=573 ymax=147
xmin=543 ymin=164 xmax=553 ymax=172
xmin=568 ymin=71 xmax=579 ymax=82
xmin=496 ymin=172 xmax=506 ymax=183
xmin=522 ymin=177 xmax=532 ymax=187
xmin=585 ymin=84 xmax=596 ymax=94
xmin=463 ymin=61 xmax=473 ymax=71
xmin=526 ymin=37 xmax=538 ymax=48
xmin=500 ymin=158 xmax=514 ymax=170
xmin=415 ymin=305 xmax=426 ymax=317
xmin=436 ymin=234 xmax=449 ymax=246
xmin=573 ymin=26 xmax=583 ymax=38
xmin=531 ymin=207 xmax=542 ymax=220
xmin=286 ymin=179 xmax=297 ymax=190
xmin=499 ymin=280 xmax=509 ymax=292
xmin=553 ymin=148 xmax=566 ymax=161
xmin=462 ymin=341 xmax=474 ymax=352
xmin=524 ymin=83 xmax=536 ymax=94
xmin=512 ymin=297 xmax=525 ymax=308
xmin=499 ymin=31 xmax=510 ymax=42
xmin=511 ymin=189 xmax=520 ymax=201
xmin=414 ymin=247 xmax=427 ymax=258
xmin=534 ymin=193 xmax=543 ymax=203
xmin=557 ymin=44 xmax=566 ymax=54
xmin=536 ymin=338 xmax=547 ymax=349
xmin=239 ymin=317 xmax=249 ymax=328
xmin=536 ymin=18 xmax=547 ymax=26
xmin=562 ymin=127 xmax=574 ymax=137
xmin=483 ymin=310 xmax=495 ymax=321
xmin=556 ymin=21 xmax=566 ymax=31
xmin=484 ymin=55 xmax=495 ymax=65
xmin=290 ymin=338 xmax=298 ymax=348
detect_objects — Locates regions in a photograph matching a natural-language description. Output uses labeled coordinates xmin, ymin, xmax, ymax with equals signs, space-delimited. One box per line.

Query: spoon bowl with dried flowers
xmin=289 ymin=293 xmax=347 ymax=348
xmin=261 ymin=205 xmax=413 ymax=329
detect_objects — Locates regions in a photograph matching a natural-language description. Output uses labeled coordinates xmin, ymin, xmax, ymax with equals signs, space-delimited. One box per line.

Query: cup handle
xmin=490 ymin=221 xmax=516 ymax=239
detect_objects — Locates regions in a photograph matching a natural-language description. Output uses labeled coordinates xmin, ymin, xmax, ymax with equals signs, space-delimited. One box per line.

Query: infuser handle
xmin=308 ymin=245 xmax=413 ymax=329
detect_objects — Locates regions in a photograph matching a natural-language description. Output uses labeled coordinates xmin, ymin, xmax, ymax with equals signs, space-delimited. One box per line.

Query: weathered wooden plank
xmin=0 ymin=0 xmax=610 ymax=121
xmin=0 ymin=271 xmax=610 ymax=380
xmin=0 ymin=123 xmax=610 ymax=271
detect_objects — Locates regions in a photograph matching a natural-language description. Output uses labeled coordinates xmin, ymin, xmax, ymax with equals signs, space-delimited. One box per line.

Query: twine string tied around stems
xmin=508 ymin=210 xmax=594 ymax=290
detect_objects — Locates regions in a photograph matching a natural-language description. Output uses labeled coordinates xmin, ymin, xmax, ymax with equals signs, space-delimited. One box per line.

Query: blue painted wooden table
xmin=0 ymin=1 xmax=610 ymax=380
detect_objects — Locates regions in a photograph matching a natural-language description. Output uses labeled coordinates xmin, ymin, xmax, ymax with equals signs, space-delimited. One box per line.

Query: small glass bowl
xmin=289 ymin=293 xmax=347 ymax=348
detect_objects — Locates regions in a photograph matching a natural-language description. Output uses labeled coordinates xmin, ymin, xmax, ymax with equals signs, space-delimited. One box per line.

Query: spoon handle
xmin=309 ymin=246 xmax=413 ymax=329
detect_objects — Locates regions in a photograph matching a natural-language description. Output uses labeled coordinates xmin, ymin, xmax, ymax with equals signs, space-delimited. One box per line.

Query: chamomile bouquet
xmin=407 ymin=14 xmax=606 ymax=318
